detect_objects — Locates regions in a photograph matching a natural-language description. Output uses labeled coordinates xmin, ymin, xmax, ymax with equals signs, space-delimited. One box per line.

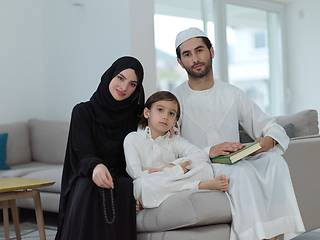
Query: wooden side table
xmin=0 ymin=178 xmax=55 ymax=240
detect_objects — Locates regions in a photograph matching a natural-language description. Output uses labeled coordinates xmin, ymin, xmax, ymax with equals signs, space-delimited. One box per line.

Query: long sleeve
xmin=66 ymin=103 xmax=104 ymax=179
xmin=173 ymin=79 xmax=289 ymax=156
xmin=124 ymin=129 xmax=214 ymax=208
xmin=170 ymin=135 xmax=210 ymax=169
xmin=124 ymin=132 xmax=184 ymax=180
xmin=237 ymin=90 xmax=289 ymax=154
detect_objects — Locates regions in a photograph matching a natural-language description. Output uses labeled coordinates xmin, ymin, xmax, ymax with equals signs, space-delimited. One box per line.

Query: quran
xmin=210 ymin=142 xmax=262 ymax=164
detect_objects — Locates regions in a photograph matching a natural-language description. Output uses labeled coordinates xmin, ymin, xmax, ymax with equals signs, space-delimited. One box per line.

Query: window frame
xmin=213 ymin=0 xmax=286 ymax=116
xmin=152 ymin=0 xmax=287 ymax=116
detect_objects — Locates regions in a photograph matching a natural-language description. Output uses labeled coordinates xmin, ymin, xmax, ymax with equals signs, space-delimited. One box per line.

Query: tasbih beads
xmin=101 ymin=188 xmax=115 ymax=224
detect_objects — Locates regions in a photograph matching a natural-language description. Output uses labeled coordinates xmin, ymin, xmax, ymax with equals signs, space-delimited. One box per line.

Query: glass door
xmin=154 ymin=0 xmax=215 ymax=91
xmin=226 ymin=3 xmax=283 ymax=115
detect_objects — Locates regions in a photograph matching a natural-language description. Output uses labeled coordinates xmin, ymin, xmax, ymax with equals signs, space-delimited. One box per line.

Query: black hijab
xmin=86 ymin=56 xmax=145 ymax=139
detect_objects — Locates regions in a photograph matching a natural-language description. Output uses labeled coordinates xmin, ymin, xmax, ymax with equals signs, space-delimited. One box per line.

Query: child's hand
xmin=179 ymin=160 xmax=192 ymax=174
xmin=142 ymin=167 xmax=164 ymax=174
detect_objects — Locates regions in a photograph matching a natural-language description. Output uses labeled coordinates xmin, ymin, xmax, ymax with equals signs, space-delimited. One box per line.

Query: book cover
xmin=210 ymin=142 xmax=262 ymax=164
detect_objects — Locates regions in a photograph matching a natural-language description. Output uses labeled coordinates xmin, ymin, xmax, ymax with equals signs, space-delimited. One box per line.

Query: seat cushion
xmin=275 ymin=109 xmax=319 ymax=137
xmin=28 ymin=119 xmax=69 ymax=164
xmin=136 ymin=189 xmax=231 ymax=232
xmin=0 ymin=122 xmax=31 ymax=166
xmin=0 ymin=162 xmax=55 ymax=178
xmin=21 ymin=165 xmax=63 ymax=193
xmin=137 ymin=224 xmax=230 ymax=240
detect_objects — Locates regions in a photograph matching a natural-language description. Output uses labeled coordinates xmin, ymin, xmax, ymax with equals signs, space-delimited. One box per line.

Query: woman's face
xmin=109 ymin=68 xmax=138 ymax=101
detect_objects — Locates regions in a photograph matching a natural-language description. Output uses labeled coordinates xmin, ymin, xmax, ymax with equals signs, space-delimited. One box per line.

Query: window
xmin=226 ymin=3 xmax=284 ymax=115
xmin=153 ymin=0 xmax=285 ymax=116
xmin=153 ymin=13 xmax=203 ymax=91
xmin=153 ymin=0 xmax=215 ymax=91
xmin=254 ymin=32 xmax=267 ymax=49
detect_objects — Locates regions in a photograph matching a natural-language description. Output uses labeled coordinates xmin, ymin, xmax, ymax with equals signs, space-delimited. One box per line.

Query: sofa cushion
xmin=283 ymin=123 xmax=295 ymax=138
xmin=240 ymin=123 xmax=295 ymax=143
xmin=0 ymin=133 xmax=10 ymax=170
xmin=137 ymin=224 xmax=230 ymax=240
xmin=21 ymin=166 xmax=62 ymax=193
xmin=0 ymin=162 xmax=58 ymax=178
xmin=28 ymin=119 xmax=69 ymax=164
xmin=0 ymin=122 xmax=32 ymax=166
xmin=136 ymin=189 xmax=231 ymax=232
xmin=275 ymin=109 xmax=319 ymax=137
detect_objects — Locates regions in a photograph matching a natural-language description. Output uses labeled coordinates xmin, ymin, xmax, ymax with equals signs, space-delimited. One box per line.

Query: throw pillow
xmin=0 ymin=133 xmax=11 ymax=170
xmin=282 ymin=123 xmax=295 ymax=138
xmin=239 ymin=123 xmax=295 ymax=143
xmin=239 ymin=131 xmax=254 ymax=143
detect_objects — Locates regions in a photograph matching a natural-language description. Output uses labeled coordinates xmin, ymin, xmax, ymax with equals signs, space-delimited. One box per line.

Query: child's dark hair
xmin=139 ymin=91 xmax=181 ymax=129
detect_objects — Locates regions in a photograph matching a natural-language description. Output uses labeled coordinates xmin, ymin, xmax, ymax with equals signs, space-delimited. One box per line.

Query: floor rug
xmin=0 ymin=222 xmax=57 ymax=240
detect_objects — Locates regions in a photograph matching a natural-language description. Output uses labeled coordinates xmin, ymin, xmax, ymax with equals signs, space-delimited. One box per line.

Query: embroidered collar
xmin=138 ymin=127 xmax=170 ymax=141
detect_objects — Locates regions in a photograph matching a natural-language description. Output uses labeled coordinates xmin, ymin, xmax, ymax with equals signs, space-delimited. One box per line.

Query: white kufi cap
xmin=175 ymin=27 xmax=207 ymax=49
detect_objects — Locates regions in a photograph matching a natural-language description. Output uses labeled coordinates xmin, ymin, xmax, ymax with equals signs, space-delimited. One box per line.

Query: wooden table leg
xmin=1 ymin=200 xmax=10 ymax=240
xmin=32 ymin=190 xmax=46 ymax=240
xmin=9 ymin=199 xmax=21 ymax=240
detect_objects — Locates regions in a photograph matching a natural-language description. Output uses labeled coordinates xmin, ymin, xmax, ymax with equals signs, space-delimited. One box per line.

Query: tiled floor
xmin=0 ymin=222 xmax=57 ymax=240
xmin=0 ymin=208 xmax=58 ymax=240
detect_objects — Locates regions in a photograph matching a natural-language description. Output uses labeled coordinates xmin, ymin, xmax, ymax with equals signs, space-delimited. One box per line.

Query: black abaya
xmin=55 ymin=56 xmax=144 ymax=240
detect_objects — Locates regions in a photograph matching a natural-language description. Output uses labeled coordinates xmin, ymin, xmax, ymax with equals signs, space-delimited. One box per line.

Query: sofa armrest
xmin=283 ymin=134 xmax=320 ymax=232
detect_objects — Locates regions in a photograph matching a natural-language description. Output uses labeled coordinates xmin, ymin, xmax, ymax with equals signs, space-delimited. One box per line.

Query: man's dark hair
xmin=176 ymin=36 xmax=212 ymax=59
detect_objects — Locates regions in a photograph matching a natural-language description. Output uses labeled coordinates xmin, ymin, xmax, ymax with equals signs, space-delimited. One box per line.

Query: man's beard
xmin=182 ymin=58 xmax=213 ymax=79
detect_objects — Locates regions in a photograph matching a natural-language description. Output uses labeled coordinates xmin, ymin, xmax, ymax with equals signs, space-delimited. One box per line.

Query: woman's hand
xmin=92 ymin=163 xmax=114 ymax=189
xmin=251 ymin=136 xmax=274 ymax=155
xmin=209 ymin=142 xmax=244 ymax=158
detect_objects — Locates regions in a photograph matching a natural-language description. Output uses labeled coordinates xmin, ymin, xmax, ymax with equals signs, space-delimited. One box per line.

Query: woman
xmin=55 ymin=56 xmax=145 ymax=240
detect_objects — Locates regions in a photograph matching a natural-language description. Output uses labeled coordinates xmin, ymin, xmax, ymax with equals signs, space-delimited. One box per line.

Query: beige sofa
xmin=0 ymin=110 xmax=319 ymax=239
xmin=0 ymin=119 xmax=68 ymax=212
xmin=136 ymin=109 xmax=320 ymax=239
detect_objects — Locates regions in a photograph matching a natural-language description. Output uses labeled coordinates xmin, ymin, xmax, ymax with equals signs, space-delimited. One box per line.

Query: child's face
xmin=144 ymin=100 xmax=178 ymax=138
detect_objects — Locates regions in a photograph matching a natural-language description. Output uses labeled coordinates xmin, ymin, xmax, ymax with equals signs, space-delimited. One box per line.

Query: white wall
xmin=285 ymin=0 xmax=320 ymax=115
xmin=1 ymin=0 xmax=320 ymax=125
xmin=0 ymin=0 xmax=45 ymax=122
xmin=0 ymin=0 xmax=156 ymax=124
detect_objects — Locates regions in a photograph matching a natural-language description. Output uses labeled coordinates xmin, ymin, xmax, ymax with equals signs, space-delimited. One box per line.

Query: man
xmin=172 ymin=27 xmax=305 ymax=240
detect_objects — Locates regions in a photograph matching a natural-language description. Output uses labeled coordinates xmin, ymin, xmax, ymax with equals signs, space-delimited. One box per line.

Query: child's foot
xmin=199 ymin=174 xmax=229 ymax=191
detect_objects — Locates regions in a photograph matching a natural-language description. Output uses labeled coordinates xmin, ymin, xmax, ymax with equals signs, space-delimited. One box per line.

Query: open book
xmin=210 ymin=142 xmax=262 ymax=164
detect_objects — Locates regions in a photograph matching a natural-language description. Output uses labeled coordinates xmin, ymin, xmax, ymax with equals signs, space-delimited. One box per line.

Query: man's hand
xmin=251 ymin=136 xmax=274 ymax=155
xmin=92 ymin=163 xmax=114 ymax=189
xmin=136 ymin=200 xmax=143 ymax=212
xmin=169 ymin=126 xmax=178 ymax=138
xmin=209 ymin=142 xmax=245 ymax=158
